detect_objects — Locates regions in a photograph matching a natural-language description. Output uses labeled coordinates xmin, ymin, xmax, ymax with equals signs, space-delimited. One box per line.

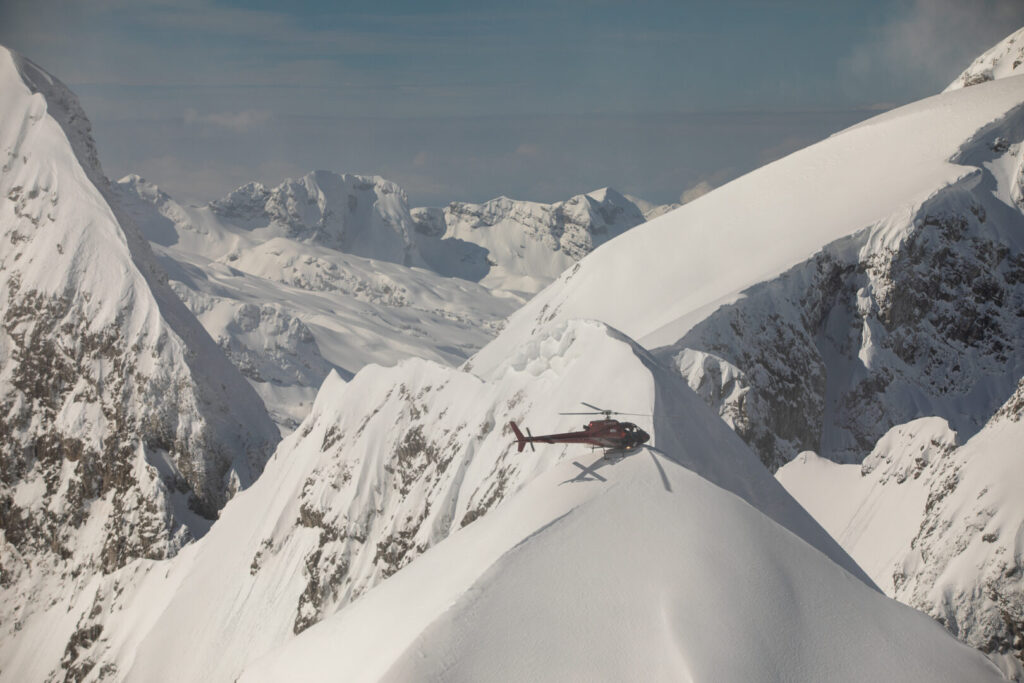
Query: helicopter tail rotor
xmin=509 ymin=421 xmax=535 ymax=453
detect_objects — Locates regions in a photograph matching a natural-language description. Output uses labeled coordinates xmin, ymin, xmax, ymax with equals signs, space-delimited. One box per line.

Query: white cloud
xmin=680 ymin=181 xmax=713 ymax=204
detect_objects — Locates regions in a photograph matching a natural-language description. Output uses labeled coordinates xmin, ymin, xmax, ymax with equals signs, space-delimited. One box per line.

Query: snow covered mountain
xmin=0 ymin=46 xmax=279 ymax=680
xmin=947 ymin=27 xmax=1024 ymax=91
xmin=10 ymin=320 xmax=1000 ymax=682
xmin=112 ymin=173 xmax=521 ymax=431
xmin=779 ymin=379 xmax=1024 ymax=678
xmin=472 ymin=73 xmax=1024 ymax=472
xmin=208 ymin=171 xmax=421 ymax=266
xmin=465 ymin=60 xmax=1024 ymax=674
xmin=411 ymin=187 xmax=650 ymax=293
xmin=113 ymin=173 xmax=659 ymax=432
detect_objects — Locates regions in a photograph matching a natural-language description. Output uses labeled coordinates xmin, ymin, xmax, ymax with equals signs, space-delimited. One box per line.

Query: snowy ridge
xmin=0 ymin=46 xmax=278 ymax=681
xmin=39 ymin=318 xmax=1003 ymax=682
xmin=411 ymin=187 xmax=650 ymax=293
xmin=779 ymin=381 xmax=1024 ymax=679
xmin=947 ymin=27 xmax=1024 ymax=92
xmin=472 ymin=77 xmax=1024 ymax=375
xmin=235 ymin=320 xmax=997 ymax=683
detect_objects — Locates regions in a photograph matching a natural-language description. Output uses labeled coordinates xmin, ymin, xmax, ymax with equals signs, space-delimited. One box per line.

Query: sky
xmin=2 ymin=0 xmax=1023 ymax=207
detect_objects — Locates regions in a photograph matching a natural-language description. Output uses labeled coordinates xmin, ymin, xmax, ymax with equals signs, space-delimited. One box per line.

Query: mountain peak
xmin=945 ymin=26 xmax=1024 ymax=91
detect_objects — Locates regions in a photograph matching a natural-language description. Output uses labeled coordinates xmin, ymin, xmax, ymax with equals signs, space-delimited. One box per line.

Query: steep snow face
xmin=473 ymin=76 xmax=1024 ymax=471
xmin=34 ymin=319 xmax=885 ymax=682
xmin=411 ymin=187 xmax=650 ymax=293
xmin=947 ymin=27 xmax=1024 ymax=91
xmin=0 ymin=47 xmax=278 ymax=680
xmin=233 ymin=321 xmax=999 ymax=683
xmin=114 ymin=174 xmax=520 ymax=432
xmin=210 ymin=171 xmax=420 ymax=266
xmin=779 ymin=382 xmax=1024 ymax=679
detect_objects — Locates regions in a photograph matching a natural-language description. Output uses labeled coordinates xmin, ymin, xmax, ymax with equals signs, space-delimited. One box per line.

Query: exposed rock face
xmin=0 ymin=47 xmax=278 ymax=677
xmin=663 ymin=119 xmax=1024 ymax=471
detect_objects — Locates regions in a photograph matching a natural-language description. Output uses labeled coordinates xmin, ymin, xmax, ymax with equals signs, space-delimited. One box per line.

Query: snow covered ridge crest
xmin=669 ymin=99 xmax=1024 ymax=470
xmin=947 ymin=27 xmax=1024 ymax=91
xmin=52 ymin=317 xmax=972 ymax=682
xmin=0 ymin=44 xmax=278 ymax=677
xmin=233 ymin=318 xmax=999 ymax=683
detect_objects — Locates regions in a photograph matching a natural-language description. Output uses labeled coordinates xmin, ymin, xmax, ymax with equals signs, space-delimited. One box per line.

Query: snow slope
xmin=779 ymin=381 xmax=1024 ymax=680
xmin=947 ymin=27 xmax=1024 ymax=91
xmin=28 ymin=318 xmax=958 ymax=681
xmin=235 ymin=321 xmax=998 ymax=683
xmin=0 ymin=46 xmax=278 ymax=681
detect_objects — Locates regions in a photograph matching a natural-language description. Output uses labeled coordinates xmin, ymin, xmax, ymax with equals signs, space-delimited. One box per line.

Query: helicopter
xmin=509 ymin=403 xmax=650 ymax=453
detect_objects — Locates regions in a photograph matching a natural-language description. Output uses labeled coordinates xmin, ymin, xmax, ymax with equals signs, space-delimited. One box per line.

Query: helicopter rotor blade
xmin=581 ymin=402 xmax=605 ymax=412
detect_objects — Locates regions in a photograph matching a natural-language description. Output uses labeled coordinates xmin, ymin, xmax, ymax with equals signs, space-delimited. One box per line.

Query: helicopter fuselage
xmin=510 ymin=419 xmax=649 ymax=452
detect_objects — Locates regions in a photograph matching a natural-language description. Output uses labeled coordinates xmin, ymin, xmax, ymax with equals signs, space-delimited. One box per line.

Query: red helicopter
xmin=509 ymin=403 xmax=650 ymax=453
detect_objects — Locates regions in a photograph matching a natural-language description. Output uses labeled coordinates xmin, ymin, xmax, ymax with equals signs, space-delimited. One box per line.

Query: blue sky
xmin=3 ymin=0 xmax=1023 ymax=206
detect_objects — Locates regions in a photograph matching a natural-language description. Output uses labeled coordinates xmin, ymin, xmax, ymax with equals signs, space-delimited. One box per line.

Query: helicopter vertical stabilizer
xmin=509 ymin=421 xmax=530 ymax=452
